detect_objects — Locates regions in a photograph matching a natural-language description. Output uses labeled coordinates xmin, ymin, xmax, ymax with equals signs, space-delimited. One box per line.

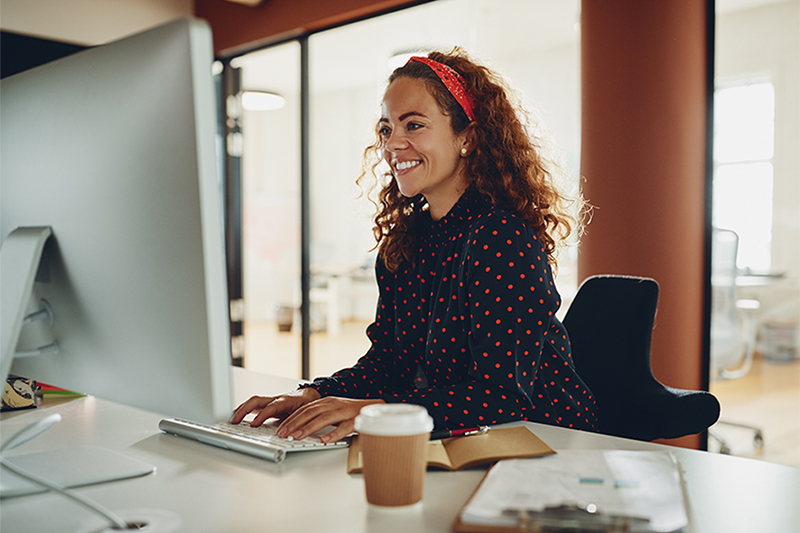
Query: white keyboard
xmin=158 ymin=417 xmax=349 ymax=463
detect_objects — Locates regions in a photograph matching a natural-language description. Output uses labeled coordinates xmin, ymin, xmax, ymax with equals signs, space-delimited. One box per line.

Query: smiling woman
xmin=232 ymin=49 xmax=597 ymax=443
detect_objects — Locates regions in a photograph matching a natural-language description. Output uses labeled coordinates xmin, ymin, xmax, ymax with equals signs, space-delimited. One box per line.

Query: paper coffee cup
xmin=354 ymin=404 xmax=434 ymax=508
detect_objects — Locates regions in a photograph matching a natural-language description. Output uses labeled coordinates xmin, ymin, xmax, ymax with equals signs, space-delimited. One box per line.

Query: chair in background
xmin=710 ymin=228 xmax=761 ymax=380
xmin=708 ymin=228 xmax=764 ymax=453
xmin=563 ymin=275 xmax=721 ymax=442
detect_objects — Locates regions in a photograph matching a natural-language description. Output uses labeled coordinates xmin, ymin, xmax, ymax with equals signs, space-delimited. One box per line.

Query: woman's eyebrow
xmin=379 ymin=111 xmax=427 ymax=124
xmin=399 ymin=111 xmax=426 ymax=121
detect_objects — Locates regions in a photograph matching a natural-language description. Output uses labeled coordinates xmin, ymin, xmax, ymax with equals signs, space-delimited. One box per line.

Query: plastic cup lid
xmin=354 ymin=404 xmax=434 ymax=436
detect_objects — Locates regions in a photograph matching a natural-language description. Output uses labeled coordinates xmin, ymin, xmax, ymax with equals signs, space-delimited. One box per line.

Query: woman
xmin=232 ymin=49 xmax=598 ymax=442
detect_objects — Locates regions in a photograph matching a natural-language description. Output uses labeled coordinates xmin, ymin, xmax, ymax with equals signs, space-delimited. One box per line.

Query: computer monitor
xmin=0 ymin=18 xmax=232 ymax=425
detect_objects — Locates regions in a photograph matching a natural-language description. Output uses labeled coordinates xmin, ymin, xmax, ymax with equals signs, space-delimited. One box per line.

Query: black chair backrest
xmin=563 ymin=275 xmax=720 ymax=441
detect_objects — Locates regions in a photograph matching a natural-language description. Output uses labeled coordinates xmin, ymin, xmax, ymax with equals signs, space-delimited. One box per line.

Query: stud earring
xmin=461 ymin=148 xmax=467 ymax=156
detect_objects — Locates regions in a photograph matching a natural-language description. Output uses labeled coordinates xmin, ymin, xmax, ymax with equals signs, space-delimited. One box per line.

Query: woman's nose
xmin=385 ymin=130 xmax=407 ymax=151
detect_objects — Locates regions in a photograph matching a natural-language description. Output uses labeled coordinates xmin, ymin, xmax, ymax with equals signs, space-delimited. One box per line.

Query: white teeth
xmin=395 ymin=160 xmax=421 ymax=171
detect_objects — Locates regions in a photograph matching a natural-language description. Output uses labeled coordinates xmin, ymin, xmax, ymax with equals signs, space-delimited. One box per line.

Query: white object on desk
xmin=157 ymin=415 xmax=349 ymax=463
xmin=1 ymin=446 xmax=154 ymax=498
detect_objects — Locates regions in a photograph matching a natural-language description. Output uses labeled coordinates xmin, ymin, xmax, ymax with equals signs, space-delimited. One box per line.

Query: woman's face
xmin=380 ymin=77 xmax=468 ymax=220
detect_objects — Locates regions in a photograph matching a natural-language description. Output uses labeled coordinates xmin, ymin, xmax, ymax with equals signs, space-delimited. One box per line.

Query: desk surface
xmin=1 ymin=367 xmax=798 ymax=533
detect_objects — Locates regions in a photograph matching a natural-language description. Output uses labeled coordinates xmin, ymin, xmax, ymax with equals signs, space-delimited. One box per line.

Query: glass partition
xmin=709 ymin=0 xmax=800 ymax=466
xmin=233 ymin=42 xmax=302 ymax=378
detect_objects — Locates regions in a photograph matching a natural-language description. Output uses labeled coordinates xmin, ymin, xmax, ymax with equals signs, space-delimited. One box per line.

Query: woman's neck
xmin=426 ymin=177 xmax=467 ymax=222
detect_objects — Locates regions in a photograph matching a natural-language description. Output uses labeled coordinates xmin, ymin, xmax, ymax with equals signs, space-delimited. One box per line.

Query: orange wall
xmin=194 ymin=0 xmax=422 ymax=55
xmin=580 ymin=1 xmax=709 ymax=449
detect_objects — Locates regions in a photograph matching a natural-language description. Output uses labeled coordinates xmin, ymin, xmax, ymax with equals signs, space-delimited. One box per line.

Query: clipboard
xmin=452 ymin=450 xmax=690 ymax=533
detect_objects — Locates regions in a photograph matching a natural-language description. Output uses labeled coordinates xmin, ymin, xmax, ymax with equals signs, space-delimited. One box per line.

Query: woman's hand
xmin=277 ymin=397 xmax=385 ymax=443
xmin=231 ymin=387 xmax=321 ymax=427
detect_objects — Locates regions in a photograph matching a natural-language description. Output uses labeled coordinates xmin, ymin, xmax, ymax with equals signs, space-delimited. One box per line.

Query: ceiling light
xmin=241 ymin=91 xmax=286 ymax=111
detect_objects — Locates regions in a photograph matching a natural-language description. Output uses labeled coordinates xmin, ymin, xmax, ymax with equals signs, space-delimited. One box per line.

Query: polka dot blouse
xmin=305 ymin=192 xmax=598 ymax=432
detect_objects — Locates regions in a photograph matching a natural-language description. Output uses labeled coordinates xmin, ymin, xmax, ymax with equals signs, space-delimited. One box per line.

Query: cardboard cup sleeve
xmin=360 ymin=433 xmax=429 ymax=507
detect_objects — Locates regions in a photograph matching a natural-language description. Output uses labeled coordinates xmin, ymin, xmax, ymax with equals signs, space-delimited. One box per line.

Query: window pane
xmin=235 ymin=42 xmax=302 ymax=378
xmin=713 ymin=162 xmax=773 ymax=271
xmin=714 ymin=82 xmax=775 ymax=163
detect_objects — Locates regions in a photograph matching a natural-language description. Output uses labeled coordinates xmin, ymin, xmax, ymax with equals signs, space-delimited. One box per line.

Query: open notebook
xmin=158 ymin=415 xmax=350 ymax=463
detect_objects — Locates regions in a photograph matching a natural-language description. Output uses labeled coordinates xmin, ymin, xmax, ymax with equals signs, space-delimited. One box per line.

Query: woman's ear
xmin=459 ymin=126 xmax=476 ymax=157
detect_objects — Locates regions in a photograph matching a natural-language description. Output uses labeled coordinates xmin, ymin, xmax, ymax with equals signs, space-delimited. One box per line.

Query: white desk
xmin=1 ymin=367 xmax=798 ymax=533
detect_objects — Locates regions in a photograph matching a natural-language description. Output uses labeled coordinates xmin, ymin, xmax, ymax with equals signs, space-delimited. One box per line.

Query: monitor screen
xmin=0 ymin=18 xmax=232 ymax=424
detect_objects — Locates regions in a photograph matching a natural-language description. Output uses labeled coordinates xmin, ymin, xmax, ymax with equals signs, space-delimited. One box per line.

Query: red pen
xmin=429 ymin=426 xmax=490 ymax=440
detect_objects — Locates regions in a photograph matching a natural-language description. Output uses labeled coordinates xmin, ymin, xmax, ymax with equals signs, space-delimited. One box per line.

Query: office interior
xmin=1 ymin=0 xmax=797 ymax=470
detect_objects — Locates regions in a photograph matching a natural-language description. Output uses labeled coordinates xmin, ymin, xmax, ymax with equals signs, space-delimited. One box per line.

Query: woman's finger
xmin=319 ymin=418 xmax=356 ymax=444
xmin=278 ymin=398 xmax=381 ymax=440
xmin=249 ymin=388 xmax=321 ymax=428
xmin=275 ymin=398 xmax=342 ymax=439
xmin=230 ymin=395 xmax=274 ymax=424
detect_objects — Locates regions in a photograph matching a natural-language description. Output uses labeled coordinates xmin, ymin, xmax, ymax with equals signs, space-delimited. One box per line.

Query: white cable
xmin=14 ymin=342 xmax=60 ymax=358
xmin=0 ymin=456 xmax=130 ymax=530
xmin=1 ymin=414 xmax=62 ymax=453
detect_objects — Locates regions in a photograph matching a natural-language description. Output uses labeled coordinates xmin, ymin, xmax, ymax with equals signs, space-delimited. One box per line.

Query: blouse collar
xmin=423 ymin=191 xmax=488 ymax=247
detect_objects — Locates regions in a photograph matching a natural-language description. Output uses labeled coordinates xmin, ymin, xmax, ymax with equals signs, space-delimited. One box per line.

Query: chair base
xmin=708 ymin=421 xmax=764 ymax=455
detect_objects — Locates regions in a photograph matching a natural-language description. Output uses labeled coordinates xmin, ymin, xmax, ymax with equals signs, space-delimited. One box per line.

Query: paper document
xmin=459 ymin=450 xmax=689 ymax=533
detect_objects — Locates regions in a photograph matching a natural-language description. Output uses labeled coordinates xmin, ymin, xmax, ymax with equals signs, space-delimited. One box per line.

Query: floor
xmin=244 ymin=319 xmax=373 ymax=383
xmin=244 ymin=320 xmax=800 ymax=469
xmin=708 ymin=354 xmax=800 ymax=468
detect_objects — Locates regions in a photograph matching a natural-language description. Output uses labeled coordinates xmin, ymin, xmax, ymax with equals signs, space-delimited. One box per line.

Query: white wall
xmin=0 ymin=0 xmax=192 ymax=44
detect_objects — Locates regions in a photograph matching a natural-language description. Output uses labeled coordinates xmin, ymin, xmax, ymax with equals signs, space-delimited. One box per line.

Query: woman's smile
xmin=394 ymin=159 xmax=421 ymax=172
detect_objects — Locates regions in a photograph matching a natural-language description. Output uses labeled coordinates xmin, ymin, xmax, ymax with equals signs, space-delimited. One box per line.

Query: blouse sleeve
xmin=381 ymin=213 xmax=563 ymax=429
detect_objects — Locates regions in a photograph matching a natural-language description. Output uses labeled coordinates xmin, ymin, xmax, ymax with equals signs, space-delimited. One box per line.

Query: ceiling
xmin=0 ymin=0 xmax=791 ymax=48
xmin=234 ymin=0 xmax=582 ymax=95
xmin=232 ymin=0 xmax=794 ymax=97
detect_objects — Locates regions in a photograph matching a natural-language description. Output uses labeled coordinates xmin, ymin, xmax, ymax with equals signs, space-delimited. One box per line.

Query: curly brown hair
xmin=358 ymin=48 xmax=583 ymax=273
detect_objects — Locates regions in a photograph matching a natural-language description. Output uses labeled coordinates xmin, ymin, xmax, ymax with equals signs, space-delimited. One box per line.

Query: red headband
xmin=408 ymin=56 xmax=475 ymax=122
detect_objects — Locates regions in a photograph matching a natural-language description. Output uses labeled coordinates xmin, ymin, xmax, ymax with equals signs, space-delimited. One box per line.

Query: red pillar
xmin=580 ymin=0 xmax=710 ymax=449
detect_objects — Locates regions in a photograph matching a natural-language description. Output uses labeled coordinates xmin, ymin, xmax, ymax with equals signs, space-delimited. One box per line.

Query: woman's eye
xmin=406 ymin=122 xmax=422 ymax=131
xmin=378 ymin=126 xmax=391 ymax=137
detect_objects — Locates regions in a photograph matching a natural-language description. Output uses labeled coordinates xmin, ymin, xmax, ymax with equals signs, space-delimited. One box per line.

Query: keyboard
xmin=158 ymin=416 xmax=350 ymax=463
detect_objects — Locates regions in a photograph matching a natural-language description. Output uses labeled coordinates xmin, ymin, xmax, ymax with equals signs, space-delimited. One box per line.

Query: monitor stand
xmin=1 ymin=226 xmax=53 ymax=385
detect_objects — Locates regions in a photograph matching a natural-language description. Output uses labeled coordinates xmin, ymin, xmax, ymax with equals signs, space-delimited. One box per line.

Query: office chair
xmin=562 ymin=275 xmax=721 ymax=441
xmin=708 ymin=228 xmax=764 ymax=453
xmin=709 ymin=228 xmax=761 ymax=379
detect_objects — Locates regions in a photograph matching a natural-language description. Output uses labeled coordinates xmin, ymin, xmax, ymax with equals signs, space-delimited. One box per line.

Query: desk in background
xmin=1 ymin=367 xmax=798 ymax=533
